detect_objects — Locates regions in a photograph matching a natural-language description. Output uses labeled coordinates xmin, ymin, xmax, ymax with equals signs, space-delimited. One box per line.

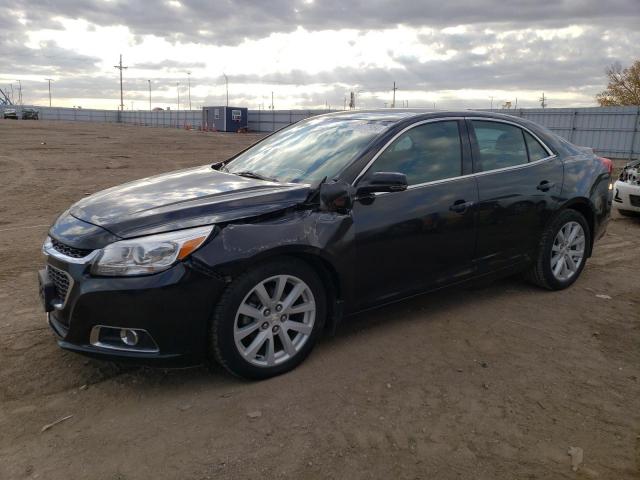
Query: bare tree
xmin=596 ymin=61 xmax=640 ymax=106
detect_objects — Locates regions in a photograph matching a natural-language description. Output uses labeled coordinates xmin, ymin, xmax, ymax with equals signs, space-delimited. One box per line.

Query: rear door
xmin=351 ymin=119 xmax=478 ymax=310
xmin=468 ymin=118 xmax=563 ymax=272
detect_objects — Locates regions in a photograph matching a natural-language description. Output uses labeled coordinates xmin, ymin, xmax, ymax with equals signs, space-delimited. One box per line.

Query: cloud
xmin=2 ymin=1 xmax=639 ymax=108
xmin=133 ymin=60 xmax=206 ymax=71
xmin=7 ymin=0 xmax=639 ymax=44
xmin=0 ymin=12 xmax=100 ymax=76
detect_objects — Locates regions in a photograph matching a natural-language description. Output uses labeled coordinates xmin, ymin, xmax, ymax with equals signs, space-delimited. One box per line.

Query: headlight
xmin=91 ymin=225 xmax=214 ymax=276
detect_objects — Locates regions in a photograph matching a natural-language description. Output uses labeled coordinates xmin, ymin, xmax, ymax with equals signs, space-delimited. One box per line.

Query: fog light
xmin=120 ymin=328 xmax=139 ymax=346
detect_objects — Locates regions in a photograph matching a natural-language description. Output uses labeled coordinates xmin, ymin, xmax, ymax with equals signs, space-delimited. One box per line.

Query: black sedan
xmin=40 ymin=110 xmax=613 ymax=379
xmin=21 ymin=108 xmax=39 ymax=120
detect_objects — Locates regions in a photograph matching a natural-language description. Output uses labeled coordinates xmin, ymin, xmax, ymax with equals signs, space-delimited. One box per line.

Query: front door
xmin=352 ymin=119 xmax=478 ymax=310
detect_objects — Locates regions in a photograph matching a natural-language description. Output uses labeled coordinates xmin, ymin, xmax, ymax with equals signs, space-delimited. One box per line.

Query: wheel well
xmin=286 ymin=252 xmax=342 ymax=330
xmin=564 ymin=201 xmax=595 ymax=257
xmin=232 ymin=252 xmax=342 ymax=332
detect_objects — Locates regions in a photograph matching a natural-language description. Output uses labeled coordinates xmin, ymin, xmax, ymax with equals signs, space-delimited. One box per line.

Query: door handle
xmin=536 ymin=181 xmax=555 ymax=192
xmin=449 ymin=200 xmax=474 ymax=213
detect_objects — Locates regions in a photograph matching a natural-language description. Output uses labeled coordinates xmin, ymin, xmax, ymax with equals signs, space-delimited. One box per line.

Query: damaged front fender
xmin=192 ymin=208 xmax=356 ymax=312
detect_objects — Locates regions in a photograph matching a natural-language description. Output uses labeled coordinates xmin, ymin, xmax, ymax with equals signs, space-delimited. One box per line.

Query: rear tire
xmin=526 ymin=209 xmax=590 ymax=291
xmin=209 ymin=257 xmax=326 ymax=380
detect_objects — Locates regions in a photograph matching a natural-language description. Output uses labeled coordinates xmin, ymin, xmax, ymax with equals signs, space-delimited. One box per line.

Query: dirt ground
xmin=0 ymin=119 xmax=638 ymax=480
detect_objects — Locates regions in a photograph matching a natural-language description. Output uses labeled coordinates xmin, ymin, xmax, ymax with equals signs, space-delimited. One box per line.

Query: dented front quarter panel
xmin=192 ymin=208 xmax=356 ymax=308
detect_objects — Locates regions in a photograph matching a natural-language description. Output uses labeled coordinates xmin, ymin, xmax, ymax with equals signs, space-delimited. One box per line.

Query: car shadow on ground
xmin=90 ymin=275 xmax=542 ymax=390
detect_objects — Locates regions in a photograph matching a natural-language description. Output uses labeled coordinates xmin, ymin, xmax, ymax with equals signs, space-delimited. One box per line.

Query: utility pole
xmin=177 ymin=82 xmax=180 ymax=110
xmin=45 ymin=78 xmax=53 ymax=107
xmin=489 ymin=96 xmax=494 ymax=110
xmin=187 ymin=72 xmax=191 ymax=110
xmin=223 ymin=73 xmax=229 ymax=106
xmin=113 ymin=54 xmax=127 ymax=111
xmin=271 ymin=91 xmax=274 ymax=110
xmin=539 ymin=92 xmax=547 ymax=109
xmin=391 ymin=81 xmax=397 ymax=108
xmin=148 ymin=80 xmax=151 ymax=110
xmin=16 ymin=80 xmax=22 ymax=105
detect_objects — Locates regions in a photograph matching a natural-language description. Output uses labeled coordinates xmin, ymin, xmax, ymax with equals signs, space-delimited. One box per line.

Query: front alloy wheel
xmin=209 ymin=258 xmax=326 ymax=379
xmin=233 ymin=275 xmax=316 ymax=368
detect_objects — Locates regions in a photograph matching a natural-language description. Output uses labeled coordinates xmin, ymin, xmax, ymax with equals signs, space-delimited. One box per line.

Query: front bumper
xmin=613 ymin=180 xmax=640 ymax=213
xmin=41 ymin=252 xmax=226 ymax=367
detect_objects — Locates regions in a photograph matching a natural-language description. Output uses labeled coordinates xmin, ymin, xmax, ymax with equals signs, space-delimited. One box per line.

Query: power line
xmin=113 ymin=54 xmax=128 ymax=111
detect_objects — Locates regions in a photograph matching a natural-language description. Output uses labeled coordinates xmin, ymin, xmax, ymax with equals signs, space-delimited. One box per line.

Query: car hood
xmin=68 ymin=165 xmax=311 ymax=238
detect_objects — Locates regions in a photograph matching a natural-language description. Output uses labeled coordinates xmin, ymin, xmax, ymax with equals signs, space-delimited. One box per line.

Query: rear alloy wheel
xmin=209 ymin=258 xmax=325 ymax=379
xmin=526 ymin=209 xmax=591 ymax=290
xmin=549 ymin=221 xmax=585 ymax=282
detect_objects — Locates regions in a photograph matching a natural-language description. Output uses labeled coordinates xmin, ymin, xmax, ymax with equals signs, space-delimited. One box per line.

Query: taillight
xmin=598 ymin=156 xmax=614 ymax=175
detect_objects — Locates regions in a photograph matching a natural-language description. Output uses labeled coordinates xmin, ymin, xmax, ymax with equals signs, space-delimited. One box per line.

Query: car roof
xmin=322 ymin=109 xmax=527 ymax=124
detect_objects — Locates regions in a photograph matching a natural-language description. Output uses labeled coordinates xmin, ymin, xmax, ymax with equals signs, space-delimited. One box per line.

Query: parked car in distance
xmin=21 ymin=108 xmax=39 ymax=120
xmin=39 ymin=110 xmax=613 ymax=379
xmin=3 ymin=108 xmax=18 ymax=119
xmin=613 ymin=159 xmax=640 ymax=217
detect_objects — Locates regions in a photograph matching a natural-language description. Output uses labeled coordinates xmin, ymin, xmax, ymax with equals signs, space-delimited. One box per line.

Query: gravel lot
xmin=0 ymin=120 xmax=639 ymax=480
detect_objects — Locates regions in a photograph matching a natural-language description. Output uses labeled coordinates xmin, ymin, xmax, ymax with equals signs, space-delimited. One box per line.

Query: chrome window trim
xmin=352 ymin=115 xmax=557 ymax=190
xmin=465 ymin=116 xmax=555 ymax=158
xmin=352 ymin=117 xmax=465 ymax=186
xmin=359 ymin=154 xmax=557 ymax=198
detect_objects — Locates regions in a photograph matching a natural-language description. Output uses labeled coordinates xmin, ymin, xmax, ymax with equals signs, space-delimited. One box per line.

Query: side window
xmin=472 ymin=121 xmax=528 ymax=172
xmin=214 ymin=109 xmax=220 ymax=120
xmin=366 ymin=121 xmax=462 ymax=186
xmin=524 ymin=131 xmax=549 ymax=161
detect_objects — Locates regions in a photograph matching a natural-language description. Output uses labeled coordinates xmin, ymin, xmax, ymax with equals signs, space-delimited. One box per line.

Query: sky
xmin=1 ymin=0 xmax=639 ymax=111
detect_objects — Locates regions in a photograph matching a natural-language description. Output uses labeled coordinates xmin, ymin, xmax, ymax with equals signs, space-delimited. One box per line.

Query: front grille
xmin=630 ymin=195 xmax=640 ymax=207
xmin=51 ymin=238 xmax=93 ymax=258
xmin=47 ymin=265 xmax=71 ymax=304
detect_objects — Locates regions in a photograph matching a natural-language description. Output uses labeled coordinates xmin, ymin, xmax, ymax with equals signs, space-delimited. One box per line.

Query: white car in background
xmin=613 ymin=159 xmax=640 ymax=217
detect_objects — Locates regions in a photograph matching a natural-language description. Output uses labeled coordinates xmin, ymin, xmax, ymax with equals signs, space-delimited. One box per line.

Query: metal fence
xmin=247 ymin=109 xmax=332 ymax=132
xmin=491 ymin=106 xmax=640 ymax=160
xmin=2 ymin=104 xmax=638 ymax=160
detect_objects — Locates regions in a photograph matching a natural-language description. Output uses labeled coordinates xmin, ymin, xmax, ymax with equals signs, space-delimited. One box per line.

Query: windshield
xmin=225 ymin=116 xmax=390 ymax=184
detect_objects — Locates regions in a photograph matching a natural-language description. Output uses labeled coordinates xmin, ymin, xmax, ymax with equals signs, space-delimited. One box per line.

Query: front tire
xmin=209 ymin=257 xmax=326 ymax=379
xmin=526 ymin=209 xmax=590 ymax=290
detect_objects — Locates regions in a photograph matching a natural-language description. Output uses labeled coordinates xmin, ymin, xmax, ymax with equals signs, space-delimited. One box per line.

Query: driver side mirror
xmin=357 ymin=172 xmax=408 ymax=195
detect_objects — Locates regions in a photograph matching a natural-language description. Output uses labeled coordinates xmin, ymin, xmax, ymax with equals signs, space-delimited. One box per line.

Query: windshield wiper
xmin=233 ymin=171 xmax=279 ymax=182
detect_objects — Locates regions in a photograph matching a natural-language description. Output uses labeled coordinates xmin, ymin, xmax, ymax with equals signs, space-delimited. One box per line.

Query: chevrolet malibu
xmin=39 ymin=110 xmax=613 ymax=379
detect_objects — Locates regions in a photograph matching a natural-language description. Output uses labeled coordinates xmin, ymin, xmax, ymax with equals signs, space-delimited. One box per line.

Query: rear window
xmin=472 ymin=121 xmax=528 ymax=172
xmin=524 ymin=131 xmax=549 ymax=161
